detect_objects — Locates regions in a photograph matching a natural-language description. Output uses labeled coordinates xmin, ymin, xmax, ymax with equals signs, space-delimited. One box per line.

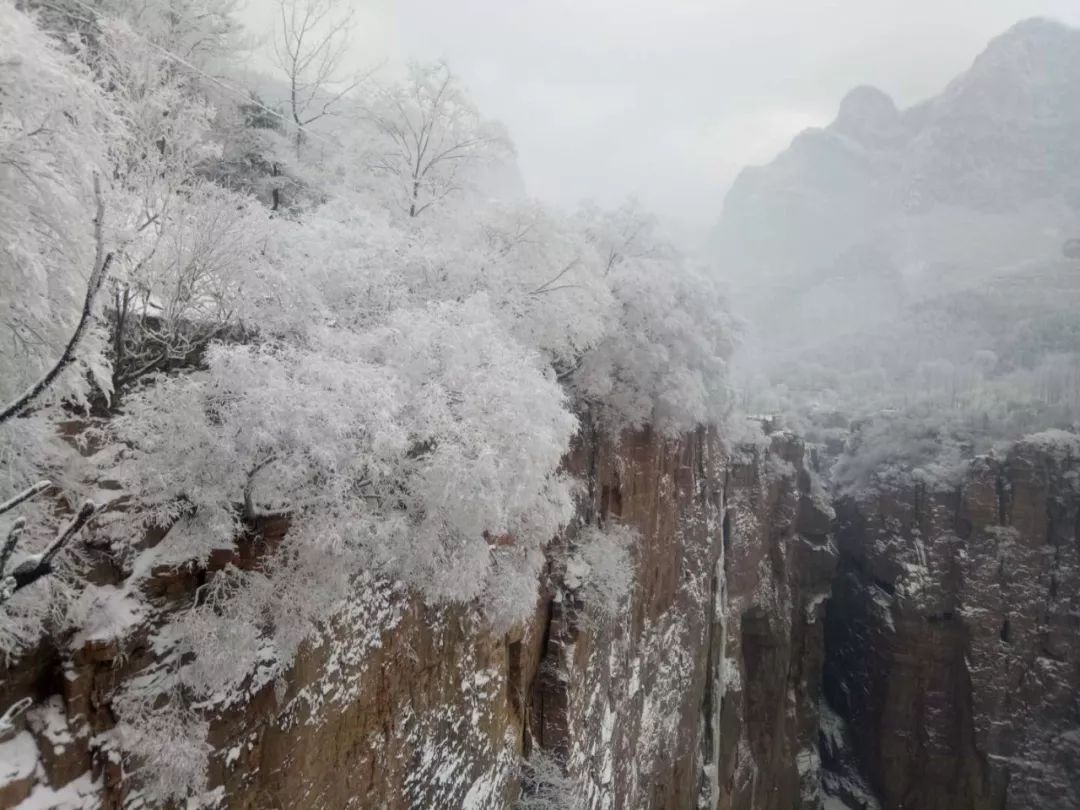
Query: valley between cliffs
xmin=1 ymin=422 xmax=1078 ymax=809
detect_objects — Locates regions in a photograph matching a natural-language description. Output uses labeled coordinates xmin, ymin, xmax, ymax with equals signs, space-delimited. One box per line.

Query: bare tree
xmin=273 ymin=0 xmax=367 ymax=156
xmin=109 ymin=183 xmax=261 ymax=397
xmin=365 ymin=61 xmax=513 ymax=218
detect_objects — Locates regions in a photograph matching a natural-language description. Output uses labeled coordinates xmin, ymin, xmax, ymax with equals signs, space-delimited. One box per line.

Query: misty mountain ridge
xmin=716 ymin=17 xmax=1080 ymax=431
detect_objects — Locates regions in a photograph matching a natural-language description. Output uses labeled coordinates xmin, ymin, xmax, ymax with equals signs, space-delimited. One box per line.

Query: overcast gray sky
xmin=242 ymin=0 xmax=1080 ymax=239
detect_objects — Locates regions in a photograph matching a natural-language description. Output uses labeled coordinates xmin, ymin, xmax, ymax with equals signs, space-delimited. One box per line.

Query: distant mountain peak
xmin=833 ymin=85 xmax=901 ymax=142
xmin=712 ymin=15 xmax=1080 ymax=311
xmin=987 ymin=16 xmax=1074 ymax=49
xmin=967 ymin=16 xmax=1080 ymax=78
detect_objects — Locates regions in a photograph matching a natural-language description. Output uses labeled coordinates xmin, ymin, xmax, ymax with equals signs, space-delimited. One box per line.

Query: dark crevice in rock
xmin=529 ymin=591 xmax=565 ymax=754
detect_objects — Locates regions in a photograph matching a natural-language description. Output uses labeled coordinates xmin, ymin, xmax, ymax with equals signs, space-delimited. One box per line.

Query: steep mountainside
xmin=824 ymin=432 xmax=1080 ymax=810
xmin=0 ymin=425 xmax=835 ymax=809
xmin=713 ymin=18 xmax=1080 ymax=401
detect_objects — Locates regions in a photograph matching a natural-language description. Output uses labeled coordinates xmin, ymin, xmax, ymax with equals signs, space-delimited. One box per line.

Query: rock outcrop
xmin=823 ymin=431 xmax=1080 ymax=810
xmin=0 ymin=425 xmax=832 ymax=810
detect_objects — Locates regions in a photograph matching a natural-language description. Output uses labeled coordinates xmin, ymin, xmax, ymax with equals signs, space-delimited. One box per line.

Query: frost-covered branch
xmin=0 ymin=480 xmax=51 ymax=517
xmin=529 ymin=259 xmax=581 ymax=296
xmin=1 ymin=519 xmax=26 ymax=580
xmin=0 ymin=697 xmax=32 ymax=737
xmin=0 ymin=500 xmax=96 ymax=603
xmin=0 ymin=175 xmax=111 ymax=425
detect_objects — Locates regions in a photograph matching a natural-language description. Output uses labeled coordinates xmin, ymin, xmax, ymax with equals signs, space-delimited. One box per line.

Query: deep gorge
xmin=4 ymin=421 xmax=1076 ymax=808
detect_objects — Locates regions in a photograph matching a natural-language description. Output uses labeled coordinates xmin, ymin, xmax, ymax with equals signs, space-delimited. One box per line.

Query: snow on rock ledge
xmin=0 ymin=425 xmax=835 ymax=809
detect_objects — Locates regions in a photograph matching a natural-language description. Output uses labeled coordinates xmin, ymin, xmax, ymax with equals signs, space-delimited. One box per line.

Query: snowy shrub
xmin=0 ymin=571 xmax=78 ymax=663
xmin=113 ymin=698 xmax=212 ymax=803
xmin=517 ymin=749 xmax=587 ymax=810
xmin=481 ymin=546 xmax=547 ymax=634
xmin=566 ymin=523 xmax=638 ymax=619
xmin=572 ymin=202 xmax=736 ymax=435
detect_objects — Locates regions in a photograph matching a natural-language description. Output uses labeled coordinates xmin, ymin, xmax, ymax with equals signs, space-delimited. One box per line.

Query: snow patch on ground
xmin=69 ymin=585 xmax=144 ymax=647
xmin=26 ymin=696 xmax=78 ymax=754
xmin=1 ymin=731 xmax=38 ymax=788
xmin=12 ymin=772 xmax=100 ymax=810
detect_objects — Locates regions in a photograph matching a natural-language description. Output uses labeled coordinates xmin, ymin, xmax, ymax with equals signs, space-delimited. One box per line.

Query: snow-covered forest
xmin=0 ymin=0 xmax=733 ymax=800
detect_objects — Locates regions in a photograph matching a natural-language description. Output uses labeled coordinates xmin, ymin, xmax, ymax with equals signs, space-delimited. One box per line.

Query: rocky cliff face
xmin=0 ymin=425 xmax=832 ymax=810
xmin=709 ymin=432 xmax=836 ymax=809
xmin=823 ymin=432 xmax=1080 ymax=810
xmin=3 ymin=424 xmax=1077 ymax=810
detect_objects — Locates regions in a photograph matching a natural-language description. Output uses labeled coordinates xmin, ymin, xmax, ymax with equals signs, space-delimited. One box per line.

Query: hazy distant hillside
xmin=715 ymin=17 xmax=1080 ymax=429
xmin=716 ymin=18 xmax=1080 ymax=284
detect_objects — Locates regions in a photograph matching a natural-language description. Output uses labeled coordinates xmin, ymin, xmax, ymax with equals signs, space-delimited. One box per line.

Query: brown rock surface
xmin=708 ymin=431 xmax=837 ymax=810
xmin=0 ymin=425 xmax=833 ymax=809
xmin=824 ymin=433 xmax=1080 ymax=810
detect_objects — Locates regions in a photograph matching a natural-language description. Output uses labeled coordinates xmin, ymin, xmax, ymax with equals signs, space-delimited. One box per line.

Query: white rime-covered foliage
xmin=574 ymin=201 xmax=736 ymax=435
xmin=566 ymin=523 xmax=638 ymax=619
xmin=0 ymin=4 xmax=115 ymax=409
xmin=0 ymin=1 xmax=734 ymax=802
xmin=830 ymin=409 xmax=976 ymax=498
xmin=114 ymin=295 xmax=577 ymax=615
xmin=517 ymin=749 xmax=587 ymax=810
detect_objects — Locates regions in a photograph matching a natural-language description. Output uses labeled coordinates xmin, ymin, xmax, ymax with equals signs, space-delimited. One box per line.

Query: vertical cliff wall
xmin=6 ymin=422 xmax=1077 ymax=810
xmin=0 ymin=425 xmax=832 ymax=810
xmin=823 ymin=432 xmax=1080 ymax=810
xmin=703 ymin=432 xmax=837 ymax=810
xmin=527 ymin=428 xmax=833 ymax=810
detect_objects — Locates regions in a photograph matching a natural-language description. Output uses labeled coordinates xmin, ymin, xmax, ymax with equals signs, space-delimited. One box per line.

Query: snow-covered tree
xmin=565 ymin=523 xmax=638 ymax=619
xmin=0 ymin=3 xmax=119 ymax=655
xmin=274 ymin=0 xmax=367 ymax=156
xmin=110 ymin=293 xmax=577 ymax=618
xmin=361 ymin=61 xmax=513 ymax=218
xmin=0 ymin=1 xmax=116 ymax=410
xmin=572 ymin=246 xmax=736 ymax=435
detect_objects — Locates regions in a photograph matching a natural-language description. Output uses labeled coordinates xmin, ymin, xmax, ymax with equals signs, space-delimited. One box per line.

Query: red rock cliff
xmin=0 ymin=425 xmax=834 ymax=809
